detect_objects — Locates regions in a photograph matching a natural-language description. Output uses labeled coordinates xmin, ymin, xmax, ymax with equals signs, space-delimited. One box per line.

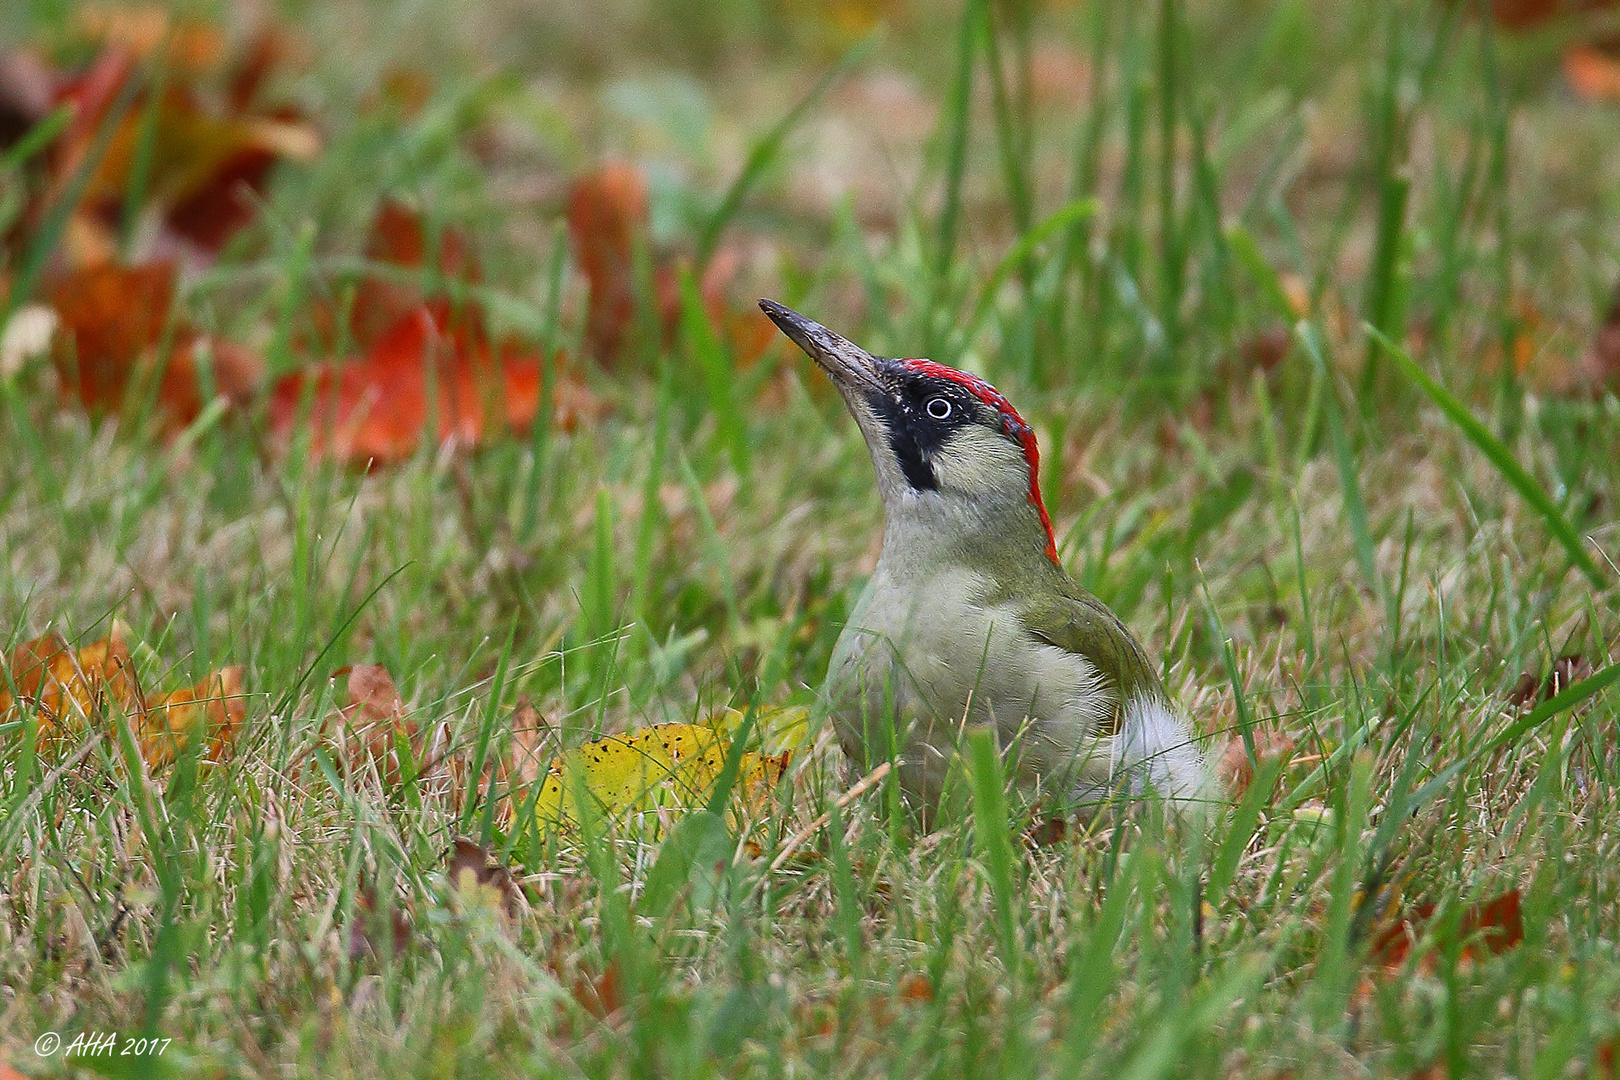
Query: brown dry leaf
xmin=445 ymin=836 xmax=525 ymax=918
xmin=1216 ymin=729 xmax=1295 ymax=800
xmin=1572 ymin=282 xmax=1620 ymax=394
xmin=46 ymin=259 xmax=261 ymax=425
xmin=1507 ymin=654 xmax=1595 ymax=712
xmin=503 ymin=698 xmax=554 ymax=790
xmin=1492 ymin=0 xmax=1620 ymax=30
xmin=267 ymin=305 xmax=544 ymax=466
xmin=1506 ymin=670 xmax=1542 ymax=712
xmin=348 ymin=882 xmax=412 ymax=960
xmin=332 ymin=663 xmax=417 ymax=783
xmin=571 ymin=958 xmax=623 ymax=1020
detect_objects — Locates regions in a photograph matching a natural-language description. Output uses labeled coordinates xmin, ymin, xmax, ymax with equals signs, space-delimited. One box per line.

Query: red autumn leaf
xmin=39 ymin=24 xmax=316 ymax=261
xmin=45 ymin=259 xmax=261 ymax=424
xmin=566 ymin=162 xmax=774 ymax=368
xmin=349 ymin=200 xmax=481 ymax=350
xmin=567 ymin=162 xmax=650 ymax=366
xmin=268 ymin=305 xmax=542 ymax=465
xmin=1372 ymin=888 xmax=1525 ymax=972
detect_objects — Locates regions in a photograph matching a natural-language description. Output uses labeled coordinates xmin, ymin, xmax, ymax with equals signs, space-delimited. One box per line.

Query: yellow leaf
xmin=534 ymin=707 xmax=805 ymax=828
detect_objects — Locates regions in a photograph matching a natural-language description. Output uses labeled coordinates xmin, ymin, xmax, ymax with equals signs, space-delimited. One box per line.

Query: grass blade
xmin=1369 ymin=325 xmax=1605 ymax=588
xmin=962 ymin=196 xmax=1099 ymax=349
xmin=967 ymin=727 xmax=1021 ymax=984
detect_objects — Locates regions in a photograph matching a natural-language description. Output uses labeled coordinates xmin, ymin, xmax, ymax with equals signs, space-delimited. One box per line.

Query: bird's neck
xmin=877 ymin=489 xmax=1058 ymax=584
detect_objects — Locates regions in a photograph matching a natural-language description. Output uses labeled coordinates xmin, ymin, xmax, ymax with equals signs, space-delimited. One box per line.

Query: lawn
xmin=2 ymin=0 xmax=1620 ymax=1077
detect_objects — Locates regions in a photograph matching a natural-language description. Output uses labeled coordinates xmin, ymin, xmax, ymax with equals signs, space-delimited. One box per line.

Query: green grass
xmin=4 ymin=0 xmax=1620 ymax=1076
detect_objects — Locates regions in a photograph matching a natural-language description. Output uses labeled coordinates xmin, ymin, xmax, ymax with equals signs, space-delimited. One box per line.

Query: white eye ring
xmin=926 ymin=396 xmax=952 ymax=420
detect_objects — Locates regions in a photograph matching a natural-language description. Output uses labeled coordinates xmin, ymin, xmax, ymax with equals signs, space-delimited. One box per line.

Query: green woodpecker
xmin=761 ymin=299 xmax=1212 ymax=814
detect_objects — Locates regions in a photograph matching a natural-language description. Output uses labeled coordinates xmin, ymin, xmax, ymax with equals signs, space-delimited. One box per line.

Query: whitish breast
xmin=825 ymin=566 xmax=1116 ymax=803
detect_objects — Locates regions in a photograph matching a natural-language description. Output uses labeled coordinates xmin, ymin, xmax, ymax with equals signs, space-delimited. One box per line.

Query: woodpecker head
xmin=761 ymin=299 xmax=1057 ymax=564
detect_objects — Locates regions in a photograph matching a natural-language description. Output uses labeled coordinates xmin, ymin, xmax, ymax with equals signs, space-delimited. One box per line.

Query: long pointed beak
xmin=758 ymin=299 xmax=885 ymax=395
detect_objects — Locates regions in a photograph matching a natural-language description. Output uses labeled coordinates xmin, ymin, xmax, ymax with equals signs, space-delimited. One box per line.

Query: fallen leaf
xmin=445 ymin=836 xmax=525 ymax=918
xmin=1565 ymin=41 xmax=1620 ymax=102
xmin=334 ymin=663 xmax=416 ymax=783
xmin=1546 ymin=654 xmax=1593 ymax=698
xmin=567 ymin=162 xmax=650 ymax=366
xmin=1492 ymin=0 xmax=1620 ymax=30
xmin=46 ymin=259 xmax=261 ymax=424
xmin=34 ymin=22 xmax=316 ymax=262
xmin=349 ymin=200 xmax=482 ymax=350
xmin=1216 ymin=729 xmax=1295 ymax=800
xmin=1371 ymin=887 xmax=1525 ymax=972
xmin=0 ymin=625 xmax=143 ymax=746
xmin=73 ymin=5 xmax=226 ymax=71
xmin=533 ymin=709 xmax=802 ymax=829
xmin=1572 ymin=281 xmax=1620 ymax=394
xmin=503 ymin=697 xmax=554 ymax=790
xmin=1507 ymin=654 xmax=1595 ymax=711
xmin=268 ymin=305 xmax=543 ymax=465
xmin=566 ymin=162 xmax=774 ymax=369
xmin=1506 ymin=670 xmax=1542 ymax=711
xmin=144 ymin=665 xmax=245 ymax=766
xmin=571 ymin=958 xmax=622 ymax=1020
xmin=898 ymin=973 xmax=934 ymax=1003
xmin=348 ymin=881 xmax=412 ymax=960
xmin=0 ymin=623 xmax=244 ymax=763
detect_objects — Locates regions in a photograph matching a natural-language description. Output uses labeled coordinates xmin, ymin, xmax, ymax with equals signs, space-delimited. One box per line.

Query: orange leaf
xmin=268 ymin=306 xmax=541 ymax=465
xmin=0 ymin=626 xmax=144 ymax=745
xmin=1565 ymin=42 xmax=1620 ymax=101
xmin=1 ymin=625 xmax=246 ymax=765
xmin=144 ymin=665 xmax=245 ymax=766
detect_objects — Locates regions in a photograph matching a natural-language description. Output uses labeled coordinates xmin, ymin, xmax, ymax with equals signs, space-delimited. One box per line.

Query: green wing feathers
xmin=1016 ymin=592 xmax=1164 ymax=736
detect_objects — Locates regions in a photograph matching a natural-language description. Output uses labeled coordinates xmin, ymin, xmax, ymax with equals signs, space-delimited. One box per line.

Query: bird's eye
xmin=925 ymin=396 xmax=953 ymax=420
